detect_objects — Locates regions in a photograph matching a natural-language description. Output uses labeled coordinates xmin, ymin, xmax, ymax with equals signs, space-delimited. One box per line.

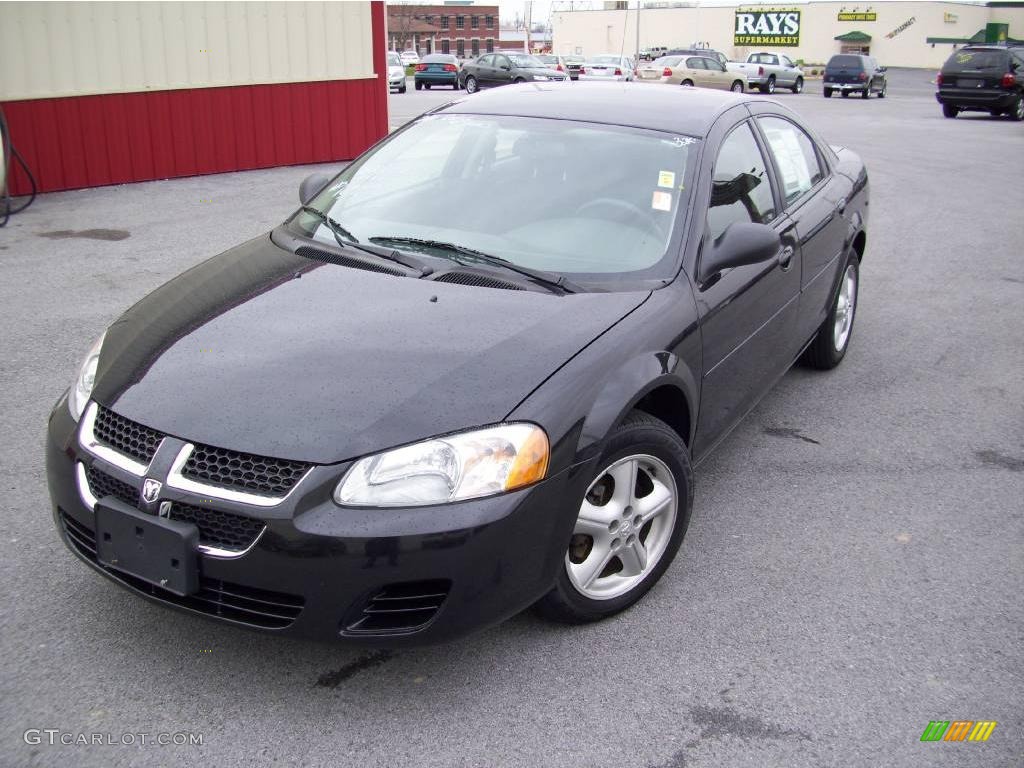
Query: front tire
xmin=877 ymin=81 xmax=886 ymax=98
xmin=535 ymin=412 xmax=693 ymax=624
xmin=801 ymin=252 xmax=859 ymax=370
xmin=791 ymin=77 xmax=803 ymax=94
xmin=861 ymin=87 xmax=870 ymax=99
xmin=942 ymin=103 xmax=959 ymax=118
xmin=761 ymin=76 xmax=776 ymax=94
xmin=824 ymin=87 xmax=833 ymax=98
xmin=841 ymin=90 xmax=850 ymax=98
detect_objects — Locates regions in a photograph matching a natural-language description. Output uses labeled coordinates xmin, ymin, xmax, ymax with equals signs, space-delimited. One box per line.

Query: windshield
xmin=589 ymin=55 xmax=623 ymax=65
xmin=509 ymin=53 xmax=544 ymax=67
xmin=943 ymin=49 xmax=1008 ymax=71
xmin=387 ymin=53 xmax=401 ymax=67
xmin=652 ymin=56 xmax=683 ymax=67
xmin=294 ymin=114 xmax=697 ymax=281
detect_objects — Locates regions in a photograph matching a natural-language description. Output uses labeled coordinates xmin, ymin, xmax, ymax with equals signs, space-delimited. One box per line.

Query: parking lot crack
xmin=314 ymin=650 xmax=394 ymax=688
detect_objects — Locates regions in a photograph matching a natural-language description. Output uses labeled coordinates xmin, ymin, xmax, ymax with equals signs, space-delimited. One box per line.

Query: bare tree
xmin=389 ymin=4 xmax=420 ymax=52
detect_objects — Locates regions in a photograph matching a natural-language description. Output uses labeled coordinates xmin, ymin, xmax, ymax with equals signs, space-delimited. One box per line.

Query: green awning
xmin=834 ymin=31 xmax=872 ymax=43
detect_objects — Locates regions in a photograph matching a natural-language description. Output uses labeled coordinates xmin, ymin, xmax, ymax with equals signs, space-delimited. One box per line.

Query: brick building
xmin=387 ymin=3 xmax=499 ymax=58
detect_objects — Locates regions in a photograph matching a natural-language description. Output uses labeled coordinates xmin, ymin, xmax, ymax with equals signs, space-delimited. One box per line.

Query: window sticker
xmin=763 ymin=126 xmax=811 ymax=199
xmin=651 ymin=190 xmax=673 ymax=211
xmin=657 ymin=170 xmax=676 ymax=189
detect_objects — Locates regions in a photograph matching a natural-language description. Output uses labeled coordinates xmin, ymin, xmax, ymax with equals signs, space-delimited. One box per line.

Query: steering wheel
xmin=575 ymin=197 xmax=661 ymax=236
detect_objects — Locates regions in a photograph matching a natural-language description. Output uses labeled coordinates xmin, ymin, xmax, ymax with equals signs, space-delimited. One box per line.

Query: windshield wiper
xmin=299 ymin=207 xmax=432 ymax=275
xmin=369 ymin=237 xmax=582 ymax=294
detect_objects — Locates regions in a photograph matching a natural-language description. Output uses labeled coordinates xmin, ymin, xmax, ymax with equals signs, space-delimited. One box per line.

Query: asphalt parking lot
xmin=2 ymin=68 xmax=1022 ymax=767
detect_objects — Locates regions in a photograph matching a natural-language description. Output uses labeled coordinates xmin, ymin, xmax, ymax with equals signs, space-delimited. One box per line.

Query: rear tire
xmin=465 ymin=75 xmax=478 ymax=94
xmin=415 ymin=81 xmax=422 ymax=91
xmin=877 ymin=81 xmax=886 ymax=98
xmin=791 ymin=77 xmax=803 ymax=94
xmin=399 ymin=82 xmax=407 ymax=94
xmin=1010 ymin=94 xmax=1024 ymax=121
xmin=823 ymin=88 xmax=832 ymax=98
xmin=681 ymin=79 xmax=694 ymax=87
xmin=801 ymin=251 xmax=859 ymax=370
xmin=861 ymin=87 xmax=870 ymax=99
xmin=942 ymin=103 xmax=959 ymax=118
xmin=535 ymin=412 xmax=693 ymax=624
xmin=730 ymin=80 xmax=744 ymax=93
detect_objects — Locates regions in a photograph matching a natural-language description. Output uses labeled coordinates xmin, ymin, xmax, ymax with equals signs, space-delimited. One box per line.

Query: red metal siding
xmin=2 ymin=1 xmax=388 ymax=196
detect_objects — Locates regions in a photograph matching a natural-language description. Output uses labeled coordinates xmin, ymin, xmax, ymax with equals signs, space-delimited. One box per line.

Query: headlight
xmin=68 ymin=331 xmax=106 ymax=421
xmin=334 ymin=424 xmax=549 ymax=507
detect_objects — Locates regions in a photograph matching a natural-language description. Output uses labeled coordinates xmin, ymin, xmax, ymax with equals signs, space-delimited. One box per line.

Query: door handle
xmin=835 ymin=198 xmax=847 ymax=215
xmin=778 ymin=245 xmax=794 ymax=269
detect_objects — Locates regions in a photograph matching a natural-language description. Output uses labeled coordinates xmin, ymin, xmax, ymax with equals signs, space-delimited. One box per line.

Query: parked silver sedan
xmin=579 ymin=54 xmax=636 ymax=82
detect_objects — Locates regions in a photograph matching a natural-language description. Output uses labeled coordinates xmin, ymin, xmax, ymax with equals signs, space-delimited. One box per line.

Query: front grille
xmin=59 ymin=511 xmax=303 ymax=629
xmin=170 ymin=502 xmax=265 ymax=552
xmin=85 ymin=465 xmax=138 ymax=507
xmin=93 ymin=405 xmax=164 ymax=465
xmin=182 ymin=444 xmax=309 ymax=497
xmin=433 ymin=272 xmax=524 ymax=291
xmin=296 ymin=246 xmax=407 ymax=277
xmin=84 ymin=467 xmax=266 ymax=553
xmin=345 ymin=580 xmax=451 ymax=635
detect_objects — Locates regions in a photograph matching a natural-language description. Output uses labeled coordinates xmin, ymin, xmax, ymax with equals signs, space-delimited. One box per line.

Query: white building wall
xmin=553 ymin=1 xmax=1020 ymax=70
xmin=0 ymin=1 xmax=376 ymax=101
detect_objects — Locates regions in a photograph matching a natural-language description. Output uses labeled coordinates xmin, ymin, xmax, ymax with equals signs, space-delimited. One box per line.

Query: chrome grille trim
xmin=76 ymin=461 xmax=266 ymax=558
xmin=78 ymin=402 xmax=152 ymax=477
xmin=166 ymin=443 xmax=306 ymax=508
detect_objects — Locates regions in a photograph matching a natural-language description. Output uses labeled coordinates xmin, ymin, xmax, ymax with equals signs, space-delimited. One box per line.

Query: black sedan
xmin=414 ymin=53 xmax=460 ymax=91
xmin=459 ymin=52 xmax=567 ymax=93
xmin=47 ymin=84 xmax=867 ymax=645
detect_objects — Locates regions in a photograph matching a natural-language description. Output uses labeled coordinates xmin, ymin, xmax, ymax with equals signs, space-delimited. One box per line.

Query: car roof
xmin=439 ymin=81 xmax=751 ymax=137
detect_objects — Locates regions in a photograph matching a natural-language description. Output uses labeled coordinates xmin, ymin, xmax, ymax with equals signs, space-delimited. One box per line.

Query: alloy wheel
xmin=566 ymin=454 xmax=678 ymax=600
xmin=466 ymin=76 xmax=478 ymax=94
xmin=833 ymin=263 xmax=857 ymax=351
xmin=731 ymin=81 xmax=744 ymax=93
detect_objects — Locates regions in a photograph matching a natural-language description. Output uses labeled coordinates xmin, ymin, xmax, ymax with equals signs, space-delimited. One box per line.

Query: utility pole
xmin=635 ymin=0 xmax=640 ymax=65
xmin=525 ymin=1 xmax=532 ymax=53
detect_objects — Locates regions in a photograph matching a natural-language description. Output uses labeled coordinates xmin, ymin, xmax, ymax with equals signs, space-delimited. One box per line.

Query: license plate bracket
xmin=95 ymin=499 xmax=199 ymax=596
xmin=957 ymin=78 xmax=982 ymax=87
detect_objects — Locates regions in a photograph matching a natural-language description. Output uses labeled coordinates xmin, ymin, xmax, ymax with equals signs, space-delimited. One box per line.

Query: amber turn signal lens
xmin=505 ymin=427 xmax=549 ymax=490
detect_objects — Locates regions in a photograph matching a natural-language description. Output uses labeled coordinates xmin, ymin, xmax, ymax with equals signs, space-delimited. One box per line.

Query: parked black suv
xmin=936 ymin=45 xmax=1024 ymax=120
xmin=823 ymin=54 xmax=887 ymax=99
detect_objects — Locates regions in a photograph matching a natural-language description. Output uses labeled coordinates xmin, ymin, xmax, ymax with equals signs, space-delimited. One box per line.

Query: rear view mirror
xmin=299 ymin=173 xmax=330 ymax=205
xmin=699 ymin=222 xmax=780 ymax=283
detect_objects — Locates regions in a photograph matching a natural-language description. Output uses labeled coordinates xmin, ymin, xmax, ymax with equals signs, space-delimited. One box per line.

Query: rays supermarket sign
xmin=734 ymin=9 xmax=801 ymax=47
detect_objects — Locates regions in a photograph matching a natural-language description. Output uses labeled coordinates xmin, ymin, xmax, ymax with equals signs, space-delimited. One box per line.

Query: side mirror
xmin=501 ymin=64 xmax=511 ymax=71
xmin=699 ymin=222 xmax=780 ymax=283
xmin=299 ymin=173 xmax=330 ymax=205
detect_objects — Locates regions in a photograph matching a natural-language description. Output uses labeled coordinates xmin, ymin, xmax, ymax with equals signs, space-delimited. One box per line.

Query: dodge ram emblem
xmin=141 ymin=478 xmax=162 ymax=504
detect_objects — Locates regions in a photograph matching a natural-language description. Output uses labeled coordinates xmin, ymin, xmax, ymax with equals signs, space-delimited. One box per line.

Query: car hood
xmin=92 ymin=234 xmax=649 ymax=465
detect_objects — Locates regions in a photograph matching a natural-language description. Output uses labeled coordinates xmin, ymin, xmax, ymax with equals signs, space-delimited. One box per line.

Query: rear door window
xmin=686 ymin=57 xmax=707 ymax=69
xmin=757 ymin=117 xmax=824 ymax=206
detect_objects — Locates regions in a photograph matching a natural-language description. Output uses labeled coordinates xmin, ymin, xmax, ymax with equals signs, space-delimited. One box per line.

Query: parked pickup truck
xmin=729 ymin=51 xmax=804 ymax=94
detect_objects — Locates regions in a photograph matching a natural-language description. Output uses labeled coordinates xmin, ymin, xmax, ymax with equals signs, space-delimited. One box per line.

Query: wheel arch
xmin=578 ymin=352 xmax=698 ymax=458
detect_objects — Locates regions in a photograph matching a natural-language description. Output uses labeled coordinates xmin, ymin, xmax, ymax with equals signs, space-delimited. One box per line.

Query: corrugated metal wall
xmin=1 ymin=1 xmax=376 ymax=101
xmin=1 ymin=1 xmax=388 ymax=195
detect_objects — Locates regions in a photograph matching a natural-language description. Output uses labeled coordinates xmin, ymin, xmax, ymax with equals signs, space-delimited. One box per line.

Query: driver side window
xmin=495 ymin=55 xmax=510 ymax=69
xmin=707 ymin=123 xmax=777 ymax=242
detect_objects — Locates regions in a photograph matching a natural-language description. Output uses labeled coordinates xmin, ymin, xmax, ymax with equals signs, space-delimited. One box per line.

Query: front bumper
xmin=936 ymin=89 xmax=1016 ymax=110
xmin=388 ymin=74 xmax=406 ymax=88
xmin=46 ymin=397 xmax=588 ymax=646
xmin=579 ymin=74 xmax=629 ymax=82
